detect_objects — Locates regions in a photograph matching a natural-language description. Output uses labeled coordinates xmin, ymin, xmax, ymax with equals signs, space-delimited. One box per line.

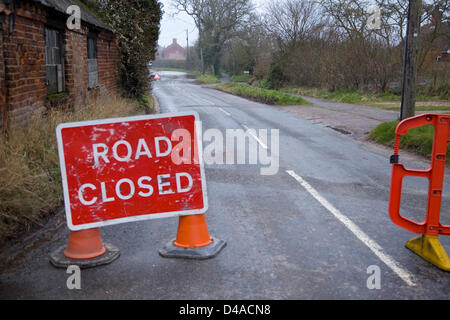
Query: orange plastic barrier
xmin=389 ymin=114 xmax=450 ymax=236
xmin=389 ymin=114 xmax=450 ymax=271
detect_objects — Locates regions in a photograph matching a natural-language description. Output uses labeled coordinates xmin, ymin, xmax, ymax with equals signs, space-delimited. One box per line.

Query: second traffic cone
xmin=49 ymin=228 xmax=120 ymax=269
xmin=159 ymin=214 xmax=226 ymax=260
xmin=174 ymin=214 xmax=213 ymax=248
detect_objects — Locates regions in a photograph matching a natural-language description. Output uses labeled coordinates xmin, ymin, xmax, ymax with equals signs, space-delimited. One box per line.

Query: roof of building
xmin=31 ymin=0 xmax=110 ymax=30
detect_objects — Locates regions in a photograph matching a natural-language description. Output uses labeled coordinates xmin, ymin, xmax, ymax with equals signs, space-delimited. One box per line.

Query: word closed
xmin=57 ymin=112 xmax=207 ymax=231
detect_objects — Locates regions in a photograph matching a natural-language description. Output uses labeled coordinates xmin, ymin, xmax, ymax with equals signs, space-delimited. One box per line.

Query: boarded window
xmin=45 ymin=28 xmax=64 ymax=95
xmin=87 ymin=36 xmax=98 ymax=88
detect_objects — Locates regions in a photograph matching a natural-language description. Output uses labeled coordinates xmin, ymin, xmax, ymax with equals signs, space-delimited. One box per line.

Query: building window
xmin=45 ymin=28 xmax=64 ymax=95
xmin=87 ymin=36 xmax=98 ymax=88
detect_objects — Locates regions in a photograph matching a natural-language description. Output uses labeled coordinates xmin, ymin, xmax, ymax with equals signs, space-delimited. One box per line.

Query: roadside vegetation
xmin=216 ymin=82 xmax=309 ymax=105
xmin=81 ymin=0 xmax=162 ymax=100
xmin=368 ymin=121 xmax=450 ymax=163
xmin=0 ymin=95 xmax=145 ymax=246
xmin=282 ymin=87 xmax=449 ymax=108
xmin=169 ymin=0 xmax=448 ymax=117
xmin=230 ymin=74 xmax=252 ymax=83
xmin=196 ymin=73 xmax=221 ymax=85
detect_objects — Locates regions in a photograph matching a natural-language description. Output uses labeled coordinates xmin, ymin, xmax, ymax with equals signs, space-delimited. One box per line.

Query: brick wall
xmin=2 ymin=2 xmax=47 ymax=126
xmin=64 ymin=25 xmax=89 ymax=109
xmin=97 ymin=30 xmax=120 ymax=93
xmin=0 ymin=0 xmax=120 ymax=127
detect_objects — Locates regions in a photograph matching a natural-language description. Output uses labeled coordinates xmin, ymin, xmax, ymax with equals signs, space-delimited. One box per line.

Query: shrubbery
xmin=82 ymin=0 xmax=162 ymax=98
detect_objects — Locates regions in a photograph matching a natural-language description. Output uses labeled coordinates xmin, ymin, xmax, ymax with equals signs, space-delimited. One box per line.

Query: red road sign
xmin=57 ymin=111 xmax=207 ymax=231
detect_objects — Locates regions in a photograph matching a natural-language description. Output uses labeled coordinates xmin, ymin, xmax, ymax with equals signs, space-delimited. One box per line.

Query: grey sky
xmin=158 ymin=0 xmax=269 ymax=48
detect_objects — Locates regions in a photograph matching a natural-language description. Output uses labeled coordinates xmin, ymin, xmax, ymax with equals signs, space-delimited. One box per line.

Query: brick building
xmin=0 ymin=0 xmax=120 ymax=129
xmin=158 ymin=38 xmax=186 ymax=61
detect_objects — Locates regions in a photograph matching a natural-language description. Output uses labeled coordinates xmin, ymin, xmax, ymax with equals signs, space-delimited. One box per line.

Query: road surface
xmin=1 ymin=71 xmax=450 ymax=300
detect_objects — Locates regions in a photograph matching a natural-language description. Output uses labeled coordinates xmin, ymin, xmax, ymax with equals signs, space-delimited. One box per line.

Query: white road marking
xmin=286 ymin=170 xmax=417 ymax=287
xmin=218 ymin=107 xmax=231 ymax=116
xmin=242 ymin=124 xmax=268 ymax=150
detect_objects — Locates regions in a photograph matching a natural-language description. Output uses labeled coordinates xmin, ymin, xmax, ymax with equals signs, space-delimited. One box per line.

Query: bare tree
xmin=264 ymin=0 xmax=322 ymax=48
xmin=173 ymin=0 xmax=254 ymax=75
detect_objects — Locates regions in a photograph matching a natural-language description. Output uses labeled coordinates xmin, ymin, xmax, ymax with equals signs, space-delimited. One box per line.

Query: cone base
xmin=159 ymin=237 xmax=226 ymax=260
xmin=406 ymin=235 xmax=450 ymax=272
xmin=49 ymin=243 xmax=120 ymax=269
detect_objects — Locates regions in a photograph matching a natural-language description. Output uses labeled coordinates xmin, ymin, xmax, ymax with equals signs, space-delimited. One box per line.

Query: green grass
xmin=137 ymin=92 xmax=154 ymax=114
xmin=196 ymin=73 xmax=221 ymax=85
xmin=216 ymin=83 xmax=310 ymax=105
xmin=230 ymin=74 xmax=252 ymax=83
xmin=367 ymin=103 xmax=450 ymax=112
xmin=283 ymin=87 xmax=448 ymax=105
xmin=368 ymin=120 xmax=450 ymax=162
xmin=282 ymin=87 xmax=402 ymax=104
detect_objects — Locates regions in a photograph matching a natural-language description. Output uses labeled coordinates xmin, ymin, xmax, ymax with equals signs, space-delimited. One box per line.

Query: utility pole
xmin=400 ymin=0 xmax=422 ymax=120
xmin=185 ymin=29 xmax=190 ymax=69
xmin=200 ymin=47 xmax=205 ymax=74
xmin=186 ymin=29 xmax=189 ymax=63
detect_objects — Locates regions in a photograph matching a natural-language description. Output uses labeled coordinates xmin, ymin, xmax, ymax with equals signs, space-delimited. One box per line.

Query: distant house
xmin=0 ymin=0 xmax=120 ymax=129
xmin=158 ymin=38 xmax=186 ymax=61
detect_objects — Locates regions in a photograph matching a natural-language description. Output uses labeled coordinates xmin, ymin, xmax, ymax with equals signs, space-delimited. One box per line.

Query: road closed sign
xmin=56 ymin=111 xmax=207 ymax=231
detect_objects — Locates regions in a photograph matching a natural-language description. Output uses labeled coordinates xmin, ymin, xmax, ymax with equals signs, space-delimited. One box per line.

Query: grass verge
xmin=283 ymin=87 xmax=448 ymax=106
xmin=230 ymin=74 xmax=252 ymax=83
xmin=196 ymin=73 xmax=221 ymax=85
xmin=0 ymin=94 xmax=144 ymax=246
xmin=368 ymin=120 xmax=450 ymax=162
xmin=216 ymin=83 xmax=310 ymax=105
xmin=366 ymin=103 xmax=450 ymax=112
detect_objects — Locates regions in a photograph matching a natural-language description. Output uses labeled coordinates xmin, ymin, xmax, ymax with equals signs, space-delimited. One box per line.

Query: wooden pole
xmin=400 ymin=0 xmax=422 ymax=120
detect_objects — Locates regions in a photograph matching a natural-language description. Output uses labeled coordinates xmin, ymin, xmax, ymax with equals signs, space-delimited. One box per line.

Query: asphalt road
xmin=1 ymin=71 xmax=450 ymax=300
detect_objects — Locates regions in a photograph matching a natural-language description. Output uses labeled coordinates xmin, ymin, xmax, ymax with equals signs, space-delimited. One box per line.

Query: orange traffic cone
xmin=50 ymin=228 xmax=120 ymax=269
xmin=64 ymin=228 xmax=106 ymax=260
xmin=174 ymin=214 xmax=213 ymax=248
xmin=159 ymin=214 xmax=226 ymax=260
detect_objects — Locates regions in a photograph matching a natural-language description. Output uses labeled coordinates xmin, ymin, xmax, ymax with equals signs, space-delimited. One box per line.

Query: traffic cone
xmin=174 ymin=214 xmax=213 ymax=248
xmin=64 ymin=228 xmax=106 ymax=259
xmin=50 ymin=228 xmax=120 ymax=269
xmin=159 ymin=214 xmax=226 ymax=260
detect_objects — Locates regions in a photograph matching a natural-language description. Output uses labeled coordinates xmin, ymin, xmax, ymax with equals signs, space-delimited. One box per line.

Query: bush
xmin=83 ymin=0 xmax=162 ymax=98
xmin=265 ymin=62 xmax=284 ymax=90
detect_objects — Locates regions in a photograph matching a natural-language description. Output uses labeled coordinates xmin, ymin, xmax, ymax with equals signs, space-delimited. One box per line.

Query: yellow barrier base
xmin=406 ymin=235 xmax=450 ymax=272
